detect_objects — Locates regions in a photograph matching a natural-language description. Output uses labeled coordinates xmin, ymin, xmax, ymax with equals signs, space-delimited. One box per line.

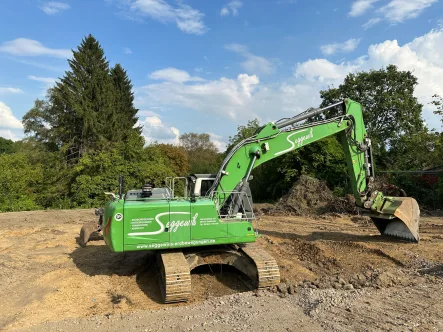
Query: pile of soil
xmin=373 ymin=175 xmax=407 ymax=197
xmin=269 ymin=175 xmax=334 ymax=216
xmin=259 ymin=176 xmax=359 ymax=217
xmin=326 ymin=194 xmax=358 ymax=215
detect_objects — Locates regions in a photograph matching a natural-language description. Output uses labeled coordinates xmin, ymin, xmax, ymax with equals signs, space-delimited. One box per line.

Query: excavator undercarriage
xmin=157 ymin=243 xmax=280 ymax=303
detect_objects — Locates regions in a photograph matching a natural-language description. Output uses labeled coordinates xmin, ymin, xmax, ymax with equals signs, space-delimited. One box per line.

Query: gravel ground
xmin=1 ymin=209 xmax=443 ymax=331
xmin=12 ymin=285 xmax=443 ymax=332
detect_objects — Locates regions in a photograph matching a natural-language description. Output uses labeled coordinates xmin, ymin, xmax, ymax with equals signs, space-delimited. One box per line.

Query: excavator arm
xmin=209 ymin=99 xmax=420 ymax=242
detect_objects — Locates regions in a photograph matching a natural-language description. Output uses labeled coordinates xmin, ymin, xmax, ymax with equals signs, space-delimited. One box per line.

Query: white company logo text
xmin=275 ymin=128 xmax=314 ymax=156
xmin=127 ymin=212 xmax=198 ymax=236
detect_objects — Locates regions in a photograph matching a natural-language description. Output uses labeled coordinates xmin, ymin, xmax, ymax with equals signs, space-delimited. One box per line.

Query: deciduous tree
xmin=179 ymin=133 xmax=221 ymax=174
xmin=320 ymin=65 xmax=424 ymax=151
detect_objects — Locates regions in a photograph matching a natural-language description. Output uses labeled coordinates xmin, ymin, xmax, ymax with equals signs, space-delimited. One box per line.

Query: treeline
xmin=1 ymin=35 xmax=442 ymax=212
xmin=0 ymin=35 xmax=219 ymax=212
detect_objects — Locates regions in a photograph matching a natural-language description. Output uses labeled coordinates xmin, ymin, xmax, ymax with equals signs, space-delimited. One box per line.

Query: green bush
xmin=0 ymin=153 xmax=42 ymax=212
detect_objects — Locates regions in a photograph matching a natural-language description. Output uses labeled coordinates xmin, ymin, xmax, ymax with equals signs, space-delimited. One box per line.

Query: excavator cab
xmin=187 ymin=174 xmax=216 ymax=197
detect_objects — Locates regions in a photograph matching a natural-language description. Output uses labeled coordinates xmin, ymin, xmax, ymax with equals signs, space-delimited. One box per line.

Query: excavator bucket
xmin=370 ymin=197 xmax=420 ymax=242
xmin=79 ymin=208 xmax=104 ymax=247
xmin=79 ymin=221 xmax=100 ymax=247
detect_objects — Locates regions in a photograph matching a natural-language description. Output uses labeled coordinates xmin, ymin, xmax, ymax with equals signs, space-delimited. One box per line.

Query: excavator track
xmin=157 ymin=250 xmax=192 ymax=303
xmin=238 ymin=242 xmax=280 ymax=288
xmin=156 ymin=242 xmax=280 ymax=303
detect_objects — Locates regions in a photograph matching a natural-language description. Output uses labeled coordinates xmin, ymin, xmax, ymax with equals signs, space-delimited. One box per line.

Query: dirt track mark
xmin=328 ymin=241 xmax=407 ymax=267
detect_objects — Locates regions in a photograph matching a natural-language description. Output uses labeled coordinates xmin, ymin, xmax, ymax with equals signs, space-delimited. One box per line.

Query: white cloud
xmin=354 ymin=0 xmax=438 ymax=27
xmin=138 ymin=109 xmax=159 ymax=117
xmin=220 ymin=7 xmax=229 ymax=16
xmin=320 ymin=38 xmax=361 ymax=56
xmin=295 ymin=58 xmax=360 ymax=82
xmin=378 ymin=0 xmax=438 ymax=22
xmin=149 ymin=67 xmax=205 ymax=83
xmin=124 ymin=47 xmax=132 ymax=54
xmin=28 ymin=75 xmax=57 ymax=95
xmin=141 ymin=115 xmax=180 ymax=145
xmin=27 ymin=75 xmax=57 ymax=84
xmin=134 ymin=28 xmax=443 ymax=133
xmin=12 ymin=58 xmax=65 ymax=72
xmin=209 ymin=133 xmax=227 ymax=152
xmin=0 ymin=102 xmax=23 ymax=129
xmin=349 ymin=0 xmax=380 ymax=17
xmin=220 ymin=1 xmax=243 ymax=17
xmin=0 ymin=129 xmax=21 ymax=141
xmin=140 ymin=107 xmax=277 ymax=152
xmin=363 ymin=17 xmax=382 ymax=29
xmin=0 ymin=87 xmax=23 ymax=94
xmin=237 ymin=73 xmax=259 ymax=97
xmin=137 ymin=73 xmax=264 ymax=120
xmin=0 ymin=38 xmax=71 ymax=59
xmin=39 ymin=2 xmax=70 ymax=15
xmin=225 ymin=44 xmax=275 ymax=75
xmin=225 ymin=43 xmax=248 ymax=54
xmin=136 ymin=73 xmax=324 ymax=126
xmin=295 ymin=28 xmax=443 ymax=129
xmin=119 ymin=0 xmax=207 ymax=35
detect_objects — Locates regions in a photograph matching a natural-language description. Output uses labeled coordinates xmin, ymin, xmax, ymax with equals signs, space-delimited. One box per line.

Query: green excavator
xmin=80 ymin=99 xmax=420 ymax=303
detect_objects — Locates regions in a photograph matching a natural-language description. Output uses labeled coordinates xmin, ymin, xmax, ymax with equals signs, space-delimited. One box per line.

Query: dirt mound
xmin=270 ymin=176 xmax=334 ymax=216
xmin=326 ymin=194 xmax=358 ymax=214
xmin=373 ymin=175 xmax=407 ymax=197
xmin=261 ymin=175 xmax=411 ymax=218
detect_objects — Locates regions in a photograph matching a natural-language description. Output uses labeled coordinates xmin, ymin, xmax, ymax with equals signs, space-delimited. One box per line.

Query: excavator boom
xmin=209 ymin=99 xmax=420 ymax=242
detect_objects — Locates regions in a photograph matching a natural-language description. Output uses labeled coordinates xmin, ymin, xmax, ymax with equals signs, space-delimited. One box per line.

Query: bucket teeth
xmin=382 ymin=219 xmax=419 ymax=242
xmin=383 ymin=230 xmax=418 ymax=242
xmin=370 ymin=197 xmax=420 ymax=243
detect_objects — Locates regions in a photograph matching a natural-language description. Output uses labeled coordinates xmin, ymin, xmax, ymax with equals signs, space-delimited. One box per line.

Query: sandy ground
xmin=1 ymin=208 xmax=443 ymax=331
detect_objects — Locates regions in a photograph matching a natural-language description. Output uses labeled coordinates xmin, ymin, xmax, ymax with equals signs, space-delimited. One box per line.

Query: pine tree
xmin=52 ymin=34 xmax=115 ymax=157
xmin=23 ymin=34 xmax=144 ymax=162
xmin=110 ymin=64 xmax=141 ymax=140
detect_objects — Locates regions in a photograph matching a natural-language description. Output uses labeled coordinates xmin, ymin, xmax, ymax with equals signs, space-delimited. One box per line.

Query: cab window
xmin=200 ymin=180 xmax=214 ymax=196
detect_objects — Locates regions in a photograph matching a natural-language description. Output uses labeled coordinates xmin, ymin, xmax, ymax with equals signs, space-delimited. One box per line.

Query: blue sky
xmin=1 ymin=0 xmax=443 ymax=149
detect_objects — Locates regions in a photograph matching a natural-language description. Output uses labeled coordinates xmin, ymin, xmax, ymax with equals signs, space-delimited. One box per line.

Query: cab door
xmin=191 ymin=199 xmax=227 ymax=240
xmin=168 ymin=200 xmax=192 ymax=246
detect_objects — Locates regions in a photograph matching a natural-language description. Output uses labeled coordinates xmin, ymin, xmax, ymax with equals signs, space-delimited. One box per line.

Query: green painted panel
xmin=191 ymin=199 xmax=227 ymax=240
xmin=227 ymin=221 xmax=255 ymax=238
xmin=169 ymin=200 xmax=192 ymax=244
xmin=123 ymin=200 xmax=170 ymax=246
xmin=123 ymin=234 xmax=256 ymax=251
xmin=103 ymin=199 xmax=124 ymax=252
